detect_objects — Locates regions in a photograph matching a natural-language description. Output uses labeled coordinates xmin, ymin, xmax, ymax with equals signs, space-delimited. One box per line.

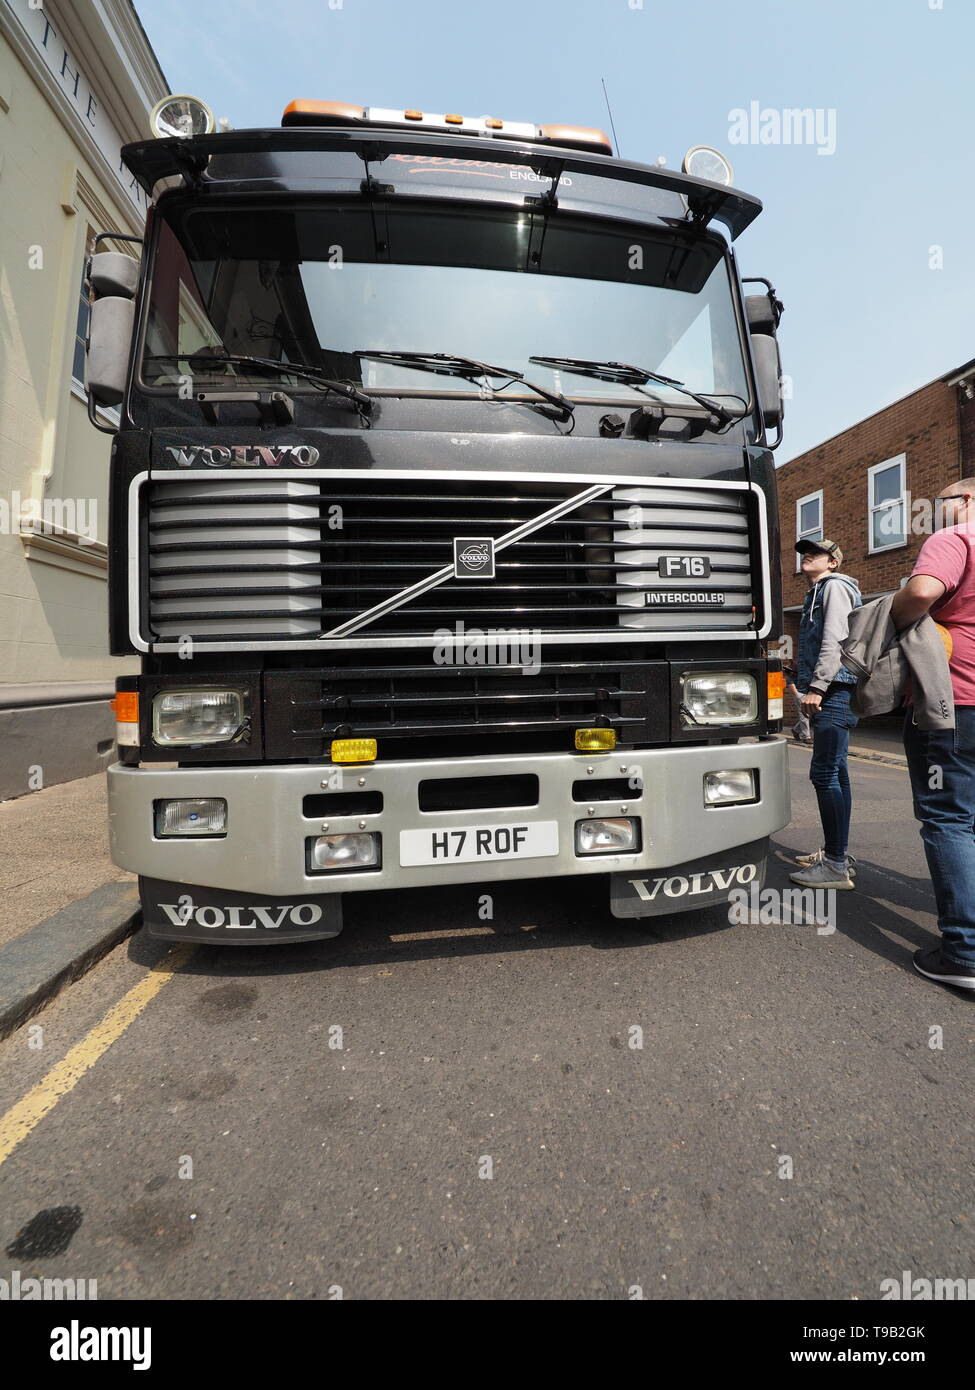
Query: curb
xmin=787 ymin=739 xmax=907 ymax=769
xmin=847 ymin=746 xmax=909 ymax=768
xmin=0 ymin=881 xmax=141 ymax=1041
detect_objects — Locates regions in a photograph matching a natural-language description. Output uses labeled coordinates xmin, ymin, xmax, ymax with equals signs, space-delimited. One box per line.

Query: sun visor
xmin=121 ymin=130 xmax=762 ymax=239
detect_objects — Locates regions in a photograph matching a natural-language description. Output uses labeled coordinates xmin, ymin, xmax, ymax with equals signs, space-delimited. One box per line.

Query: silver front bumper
xmin=107 ymin=740 xmax=790 ymax=898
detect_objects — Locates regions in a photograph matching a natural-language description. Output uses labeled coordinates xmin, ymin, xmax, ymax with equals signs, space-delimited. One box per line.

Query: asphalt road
xmin=0 ymin=745 xmax=971 ymax=1301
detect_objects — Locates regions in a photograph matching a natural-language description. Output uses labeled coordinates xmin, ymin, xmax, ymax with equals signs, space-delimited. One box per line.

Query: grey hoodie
xmin=797 ymin=573 xmax=862 ymax=693
xmin=839 ymin=594 xmax=954 ymax=730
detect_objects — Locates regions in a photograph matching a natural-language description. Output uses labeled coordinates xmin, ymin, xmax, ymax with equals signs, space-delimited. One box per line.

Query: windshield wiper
xmin=528 ymin=355 xmax=744 ymax=428
xmin=354 ymin=350 xmax=574 ymax=422
xmin=144 ymin=351 xmax=373 ymax=412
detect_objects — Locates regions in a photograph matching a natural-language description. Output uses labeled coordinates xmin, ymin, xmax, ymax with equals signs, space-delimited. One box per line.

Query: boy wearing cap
xmin=789 ymin=539 xmax=862 ymax=889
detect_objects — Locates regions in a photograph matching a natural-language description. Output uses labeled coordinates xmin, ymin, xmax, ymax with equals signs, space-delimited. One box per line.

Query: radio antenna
xmin=601 ymin=77 xmax=621 ymax=158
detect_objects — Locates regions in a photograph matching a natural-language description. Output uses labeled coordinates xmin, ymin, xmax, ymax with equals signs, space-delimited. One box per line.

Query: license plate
xmin=399 ymin=820 xmax=559 ymax=867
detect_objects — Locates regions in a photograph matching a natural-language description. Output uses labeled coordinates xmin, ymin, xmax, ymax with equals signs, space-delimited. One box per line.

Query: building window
xmin=868 ymin=454 xmax=907 ymax=553
xmin=795 ymin=489 xmax=823 ymax=569
xmin=71 ymin=228 xmax=94 ymax=388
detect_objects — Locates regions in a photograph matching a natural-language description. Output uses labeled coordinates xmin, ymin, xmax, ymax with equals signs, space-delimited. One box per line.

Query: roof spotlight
xmin=682 ymin=145 xmax=734 ymax=186
xmin=149 ymin=93 xmax=216 ymax=140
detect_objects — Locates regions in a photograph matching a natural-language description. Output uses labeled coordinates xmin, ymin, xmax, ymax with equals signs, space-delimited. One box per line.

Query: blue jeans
xmin=903 ymin=705 xmax=975 ymax=966
xmin=809 ymin=683 xmax=857 ymax=860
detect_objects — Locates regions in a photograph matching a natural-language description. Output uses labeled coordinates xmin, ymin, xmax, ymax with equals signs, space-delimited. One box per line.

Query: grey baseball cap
xmin=796 ymin=537 xmax=844 ymax=564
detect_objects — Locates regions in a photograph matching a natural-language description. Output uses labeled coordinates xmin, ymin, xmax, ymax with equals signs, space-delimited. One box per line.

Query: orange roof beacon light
xmin=280 ymin=100 xmax=612 ymax=155
xmin=281 ymin=99 xmax=366 ymax=126
xmin=537 ymin=124 xmax=612 ymax=155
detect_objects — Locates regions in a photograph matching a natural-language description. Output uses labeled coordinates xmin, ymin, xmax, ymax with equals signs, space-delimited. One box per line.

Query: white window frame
xmin=795 ymin=488 xmax=824 ymax=571
xmin=867 ymin=454 xmax=907 ymax=555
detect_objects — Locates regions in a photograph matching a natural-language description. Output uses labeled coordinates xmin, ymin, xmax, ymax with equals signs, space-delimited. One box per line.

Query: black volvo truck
xmin=85 ymin=95 xmax=790 ymax=943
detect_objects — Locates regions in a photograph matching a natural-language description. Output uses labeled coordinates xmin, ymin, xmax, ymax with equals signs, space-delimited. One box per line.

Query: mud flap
xmin=139 ymin=878 xmax=343 ymax=944
xmin=610 ymin=837 xmax=768 ymax=919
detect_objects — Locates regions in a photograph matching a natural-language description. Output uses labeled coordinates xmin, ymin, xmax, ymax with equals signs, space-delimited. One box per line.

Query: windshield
xmin=141 ymin=200 xmax=750 ymax=408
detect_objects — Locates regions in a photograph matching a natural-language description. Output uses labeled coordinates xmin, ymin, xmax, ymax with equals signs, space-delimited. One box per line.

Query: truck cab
xmin=87 ymin=96 xmax=790 ymax=942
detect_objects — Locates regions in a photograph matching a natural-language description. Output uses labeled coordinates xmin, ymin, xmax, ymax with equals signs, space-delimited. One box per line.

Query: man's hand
xmin=800 ymin=690 xmax=823 ymax=718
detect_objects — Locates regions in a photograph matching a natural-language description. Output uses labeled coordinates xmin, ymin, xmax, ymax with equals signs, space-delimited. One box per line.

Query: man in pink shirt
xmin=892 ymin=479 xmax=975 ymax=991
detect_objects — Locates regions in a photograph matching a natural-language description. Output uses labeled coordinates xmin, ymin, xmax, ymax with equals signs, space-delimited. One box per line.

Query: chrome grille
xmin=148 ymin=478 xmax=322 ymax=638
xmin=143 ymin=474 xmax=758 ymax=646
xmin=613 ymin=484 xmax=754 ymax=631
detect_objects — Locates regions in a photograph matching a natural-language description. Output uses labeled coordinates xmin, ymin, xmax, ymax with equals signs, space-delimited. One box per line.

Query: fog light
xmin=704 ymin=769 xmax=757 ymax=805
xmin=310 ymin=832 xmax=380 ymax=871
xmin=153 ymin=689 xmax=245 ymax=745
xmin=155 ymin=798 xmax=227 ymax=837
xmin=575 ymin=817 xmax=638 ymax=854
xmin=575 ymin=728 xmax=617 ymax=751
xmin=330 ymin=739 xmax=377 ymax=763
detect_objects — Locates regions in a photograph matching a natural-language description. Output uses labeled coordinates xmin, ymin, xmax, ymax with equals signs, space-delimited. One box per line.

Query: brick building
xmin=777 ymin=360 xmax=975 ymax=678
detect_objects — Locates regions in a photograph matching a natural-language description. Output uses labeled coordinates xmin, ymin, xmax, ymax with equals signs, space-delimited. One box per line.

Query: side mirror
xmin=87 ymin=296 xmax=135 ymax=407
xmin=751 ymin=333 xmax=783 ymax=429
xmin=89 ymin=251 xmax=139 ymax=299
xmin=745 ymin=294 xmax=777 ymax=335
xmin=742 ymin=279 xmax=785 ymax=443
xmin=84 ymin=235 xmax=142 ymax=428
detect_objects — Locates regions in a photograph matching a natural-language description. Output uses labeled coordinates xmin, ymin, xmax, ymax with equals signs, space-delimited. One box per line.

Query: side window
xmin=796 ymin=489 xmax=823 ymax=571
xmin=868 ymin=455 xmax=907 ymax=552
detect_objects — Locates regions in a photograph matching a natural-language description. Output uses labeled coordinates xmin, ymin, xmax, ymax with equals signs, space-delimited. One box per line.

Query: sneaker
xmin=788 ymin=859 xmax=855 ymax=889
xmin=794 ymin=848 xmax=858 ymax=875
xmin=912 ymin=946 xmax=975 ymax=992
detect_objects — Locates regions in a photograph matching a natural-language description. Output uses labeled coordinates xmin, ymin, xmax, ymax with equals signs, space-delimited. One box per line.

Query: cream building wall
xmin=0 ymin=0 xmax=167 ymax=686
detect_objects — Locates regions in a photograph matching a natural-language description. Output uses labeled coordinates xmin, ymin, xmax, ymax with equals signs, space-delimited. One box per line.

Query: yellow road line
xmin=0 ymin=943 xmax=195 ymax=1167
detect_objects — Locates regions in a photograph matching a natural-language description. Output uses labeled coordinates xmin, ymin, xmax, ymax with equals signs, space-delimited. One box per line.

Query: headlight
xmin=309 ymin=833 xmax=381 ymax=872
xmin=152 ymin=690 xmax=245 ymax=745
xmin=575 ymin=817 xmax=639 ymax=855
xmin=704 ymin=769 xmax=757 ymax=805
xmin=680 ymin=672 xmax=758 ymax=726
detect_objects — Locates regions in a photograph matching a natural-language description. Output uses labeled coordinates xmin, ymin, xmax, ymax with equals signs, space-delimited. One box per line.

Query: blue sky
xmin=134 ymin=0 xmax=975 ymax=461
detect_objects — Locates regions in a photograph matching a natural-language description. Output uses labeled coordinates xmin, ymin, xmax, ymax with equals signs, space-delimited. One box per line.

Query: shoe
xmin=794 ymin=848 xmax=858 ymax=875
xmin=912 ymin=946 xmax=975 ymax=992
xmin=789 ymin=859 xmax=855 ymax=889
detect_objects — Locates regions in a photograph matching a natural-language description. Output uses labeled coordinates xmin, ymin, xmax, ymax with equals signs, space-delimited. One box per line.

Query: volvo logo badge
xmin=164 ymin=444 xmax=320 ymax=468
xmin=453 ymin=537 xmax=495 ymax=579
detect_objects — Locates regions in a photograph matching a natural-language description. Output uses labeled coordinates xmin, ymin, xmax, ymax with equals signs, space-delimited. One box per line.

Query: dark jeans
xmin=809 ymin=683 xmax=858 ymax=860
xmin=903 ymin=704 xmax=975 ymax=966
